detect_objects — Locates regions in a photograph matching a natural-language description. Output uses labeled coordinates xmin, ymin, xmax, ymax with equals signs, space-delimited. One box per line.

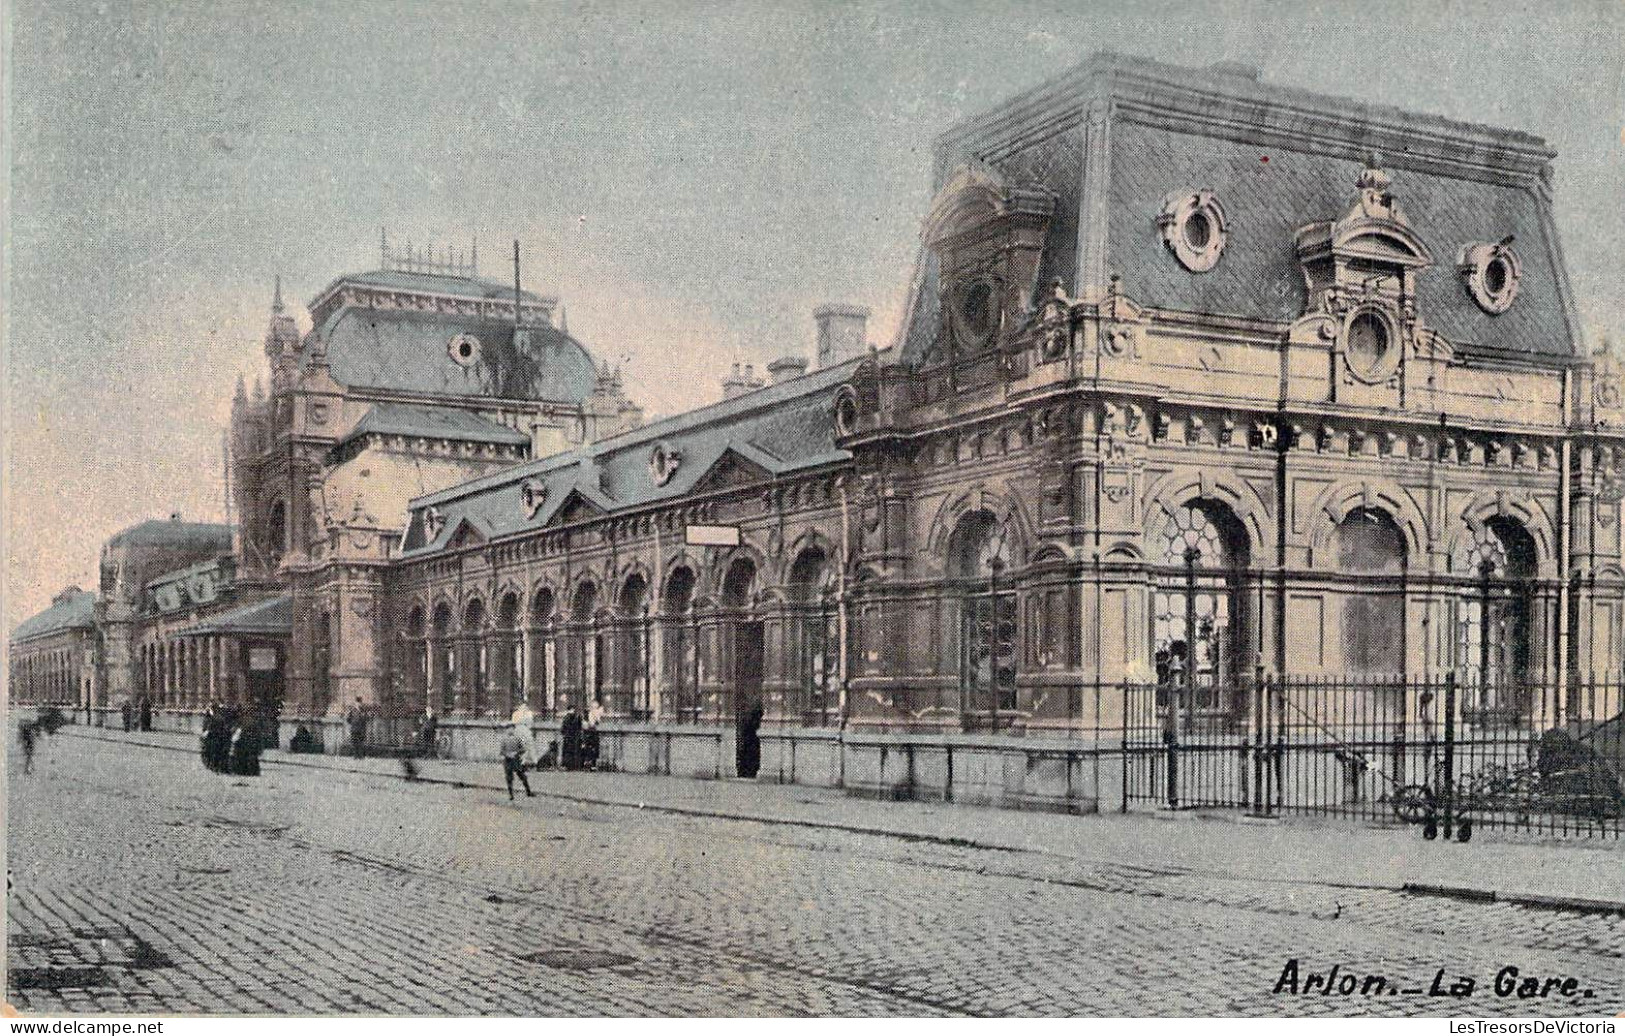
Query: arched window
xmin=1152 ymin=500 xmax=1251 ymax=711
xmin=432 ymin=602 xmax=455 ymax=713
xmin=721 ymin=558 xmax=756 ymax=609
xmin=663 ymin=567 xmax=698 ymax=721
xmin=946 ymin=510 xmax=1016 ymax=727
xmin=1336 ymin=507 xmax=1407 ymax=677
xmin=530 ymin=588 xmax=556 ymax=714
xmin=618 ymin=574 xmax=649 ymax=718
xmin=463 ymin=598 xmax=487 ymax=715
xmin=788 ymin=547 xmax=837 ymax=724
xmin=498 ymin=593 xmax=522 ymax=715
xmin=266 ymin=500 xmax=288 ymax=569
xmin=571 ymin=582 xmax=599 ymax=711
xmin=1457 ymin=517 xmax=1537 ymax=710
xmin=405 ymin=606 xmax=428 ymax=707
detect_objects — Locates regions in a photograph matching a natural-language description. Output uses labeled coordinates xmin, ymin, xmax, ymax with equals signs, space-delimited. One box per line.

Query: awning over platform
xmin=175 ymin=595 xmax=292 ymax=638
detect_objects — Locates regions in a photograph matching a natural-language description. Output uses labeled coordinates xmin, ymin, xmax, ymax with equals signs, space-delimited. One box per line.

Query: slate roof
xmin=338 ymin=402 xmax=530 ymax=448
xmin=103 ymin=519 xmax=232 ymax=553
xmin=175 ymin=595 xmax=292 ymax=638
xmin=1106 ymin=121 xmax=1571 ymax=361
xmin=12 ymin=589 xmax=96 ymax=644
xmin=400 ymin=358 xmax=861 ymax=558
xmin=900 ymin=52 xmax=1579 ymax=365
xmin=312 ymin=307 xmax=599 ymax=402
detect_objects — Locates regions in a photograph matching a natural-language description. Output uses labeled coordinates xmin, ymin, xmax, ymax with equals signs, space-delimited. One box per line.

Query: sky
xmin=4 ymin=0 xmax=1623 ymax=626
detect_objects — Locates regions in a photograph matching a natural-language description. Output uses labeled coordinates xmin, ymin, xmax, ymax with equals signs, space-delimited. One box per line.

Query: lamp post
xmin=1479 ymin=557 xmax=1495 ymax=709
xmin=1183 ymin=545 xmax=1200 ymax=735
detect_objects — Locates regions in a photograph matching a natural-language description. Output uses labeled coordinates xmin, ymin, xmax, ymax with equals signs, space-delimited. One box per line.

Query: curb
xmin=58 ymin=728 xmax=1026 ymax=857
xmin=1401 ymin=882 xmax=1625 ymax=917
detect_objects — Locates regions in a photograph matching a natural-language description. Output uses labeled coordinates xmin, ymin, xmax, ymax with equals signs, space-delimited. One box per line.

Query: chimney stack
xmin=815 ymin=304 xmax=870 ymax=368
xmin=721 ymin=362 xmax=765 ymax=400
xmin=767 ymin=355 xmax=809 ymax=384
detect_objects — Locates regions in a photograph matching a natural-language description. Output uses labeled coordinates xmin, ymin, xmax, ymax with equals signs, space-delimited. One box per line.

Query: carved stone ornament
xmin=350 ymin=597 xmax=375 ymax=618
xmin=1157 ymin=190 xmax=1228 ymax=273
xmin=1458 ymin=240 xmax=1522 ymax=315
xmin=422 ymin=505 xmax=446 ymax=541
xmin=833 ymin=385 xmax=860 ymax=437
xmin=1035 ymin=278 xmax=1071 ymax=360
xmin=520 ymin=477 xmax=548 ymax=518
xmin=648 ymin=442 xmax=682 ymax=486
xmin=1598 ymin=375 xmax=1623 ymax=412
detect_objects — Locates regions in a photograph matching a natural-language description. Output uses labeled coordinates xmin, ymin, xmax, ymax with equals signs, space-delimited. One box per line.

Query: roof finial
xmin=558 ymin=305 xmax=569 ymax=336
xmin=272 ymin=274 xmax=284 ymax=313
xmin=381 ymin=226 xmax=389 ymax=267
xmin=470 ymin=237 xmax=478 ymax=275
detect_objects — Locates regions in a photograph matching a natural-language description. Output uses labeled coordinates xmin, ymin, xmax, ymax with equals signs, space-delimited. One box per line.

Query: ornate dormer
xmin=1290 ymin=167 xmax=1440 ymax=402
xmin=918 ymin=162 xmax=1055 ymax=369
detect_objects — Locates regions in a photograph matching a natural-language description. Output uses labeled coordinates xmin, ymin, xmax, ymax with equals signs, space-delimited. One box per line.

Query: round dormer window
xmin=1342 ymin=307 xmax=1401 ymax=384
xmin=1458 ymin=242 xmax=1521 ymax=315
xmin=448 ymin=333 xmax=482 ymax=367
xmin=1159 ymin=190 xmax=1228 ymax=273
xmin=649 ymin=442 xmax=682 ymax=486
xmin=951 ymin=278 xmax=999 ymax=351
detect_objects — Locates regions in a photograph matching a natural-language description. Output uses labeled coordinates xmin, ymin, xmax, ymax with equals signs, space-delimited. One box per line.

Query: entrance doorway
xmin=245 ymin=642 xmax=285 ymax=748
xmin=733 ymin=621 xmax=765 ymax=778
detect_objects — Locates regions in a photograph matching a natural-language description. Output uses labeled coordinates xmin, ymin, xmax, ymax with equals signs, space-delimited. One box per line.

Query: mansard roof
xmin=900 ymin=52 xmax=1579 ymax=365
xmin=400 ymin=357 xmax=861 ymax=557
xmin=103 ymin=519 xmax=232 ymax=553
xmin=12 ymin=589 xmax=96 ymax=644
xmin=309 ymin=307 xmax=599 ymax=402
xmin=338 ymin=401 xmax=530 ymax=449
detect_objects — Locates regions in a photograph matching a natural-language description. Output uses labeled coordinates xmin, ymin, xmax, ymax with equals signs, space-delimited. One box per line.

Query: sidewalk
xmin=63 ymin=724 xmax=1625 ymax=912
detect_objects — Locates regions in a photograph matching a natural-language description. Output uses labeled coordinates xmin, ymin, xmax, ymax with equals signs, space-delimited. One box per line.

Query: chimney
xmin=767 ymin=355 xmax=809 ymax=384
xmin=721 ymin=362 xmax=765 ymax=400
xmin=815 ymin=304 xmax=870 ymax=368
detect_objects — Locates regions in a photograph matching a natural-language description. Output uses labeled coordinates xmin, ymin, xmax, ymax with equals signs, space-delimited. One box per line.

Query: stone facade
xmin=351 ymin=56 xmax=1625 ymax=807
xmin=13 ymin=55 xmax=1625 ymax=814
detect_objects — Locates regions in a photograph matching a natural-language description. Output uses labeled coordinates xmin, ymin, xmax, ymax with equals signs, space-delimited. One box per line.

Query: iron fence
xmin=1123 ymin=672 xmax=1625 ymax=838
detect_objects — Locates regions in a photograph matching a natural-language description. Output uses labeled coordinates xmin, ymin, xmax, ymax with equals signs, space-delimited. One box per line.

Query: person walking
xmin=19 ymin=721 xmax=38 ymax=775
xmin=138 ymin=694 xmax=152 ymax=732
xmin=120 ymin=698 xmax=132 ymax=733
xmin=415 ymin=705 xmax=439 ymax=760
xmin=499 ymin=728 xmax=534 ymax=801
xmin=345 ymin=697 xmax=369 ymax=758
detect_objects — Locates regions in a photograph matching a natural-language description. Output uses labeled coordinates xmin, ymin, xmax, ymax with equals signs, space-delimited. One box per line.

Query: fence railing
xmin=1122 ymin=673 xmax=1624 ymax=838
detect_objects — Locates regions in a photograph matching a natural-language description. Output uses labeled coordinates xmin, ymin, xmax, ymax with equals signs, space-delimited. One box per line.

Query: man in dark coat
xmin=415 ymin=706 xmax=438 ymax=760
xmin=345 ymin=697 xmax=369 ymax=758
xmin=121 ymin=699 xmax=132 ymax=733
xmin=560 ymin=707 xmax=583 ymax=771
xmin=201 ymin=703 xmax=223 ymax=771
xmin=138 ymin=694 xmax=152 ymax=732
xmin=229 ymin=720 xmax=261 ymax=777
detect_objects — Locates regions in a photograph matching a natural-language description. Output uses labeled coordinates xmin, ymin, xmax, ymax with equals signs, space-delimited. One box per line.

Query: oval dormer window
xmin=1342 ymin=308 xmax=1401 ymax=384
xmin=448 ymin=333 xmax=482 ymax=367
xmin=951 ymin=278 xmax=999 ymax=351
xmin=1458 ymin=241 xmax=1521 ymax=315
xmin=1159 ymin=190 xmax=1228 ymax=273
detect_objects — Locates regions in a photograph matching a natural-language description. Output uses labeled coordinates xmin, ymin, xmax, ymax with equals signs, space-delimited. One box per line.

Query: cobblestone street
xmin=7 ymin=728 xmax=1624 ymax=1016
